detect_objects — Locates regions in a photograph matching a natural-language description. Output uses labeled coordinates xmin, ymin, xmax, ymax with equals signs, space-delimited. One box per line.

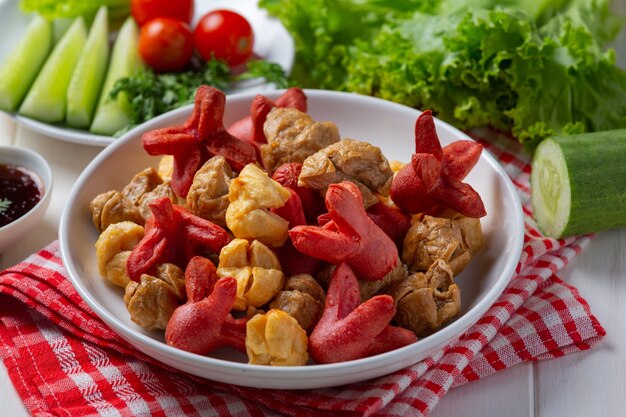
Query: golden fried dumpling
xmin=122 ymin=167 xmax=176 ymax=221
xmin=124 ymin=263 xmax=186 ymax=330
xmin=186 ymin=156 xmax=235 ymax=227
xmin=439 ymin=209 xmax=483 ymax=256
xmin=402 ymin=215 xmax=477 ymax=276
xmin=217 ymin=238 xmax=284 ymax=311
xmin=157 ymin=155 xmax=174 ymax=182
xmin=298 ymin=139 xmax=393 ymax=208
xmin=225 ymin=164 xmax=291 ymax=247
xmin=122 ymin=167 xmax=163 ymax=206
xmin=388 ymin=259 xmax=461 ymax=337
xmin=260 ymin=107 xmax=340 ymax=173
xmin=269 ymin=274 xmax=325 ymax=332
xmin=246 ymin=309 xmax=309 ymax=366
xmin=357 ymin=260 xmax=408 ymax=300
xmin=95 ymin=221 xmax=145 ymax=288
xmin=90 ymin=190 xmax=143 ymax=232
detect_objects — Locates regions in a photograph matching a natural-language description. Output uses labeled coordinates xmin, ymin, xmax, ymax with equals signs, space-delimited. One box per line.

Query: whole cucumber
xmin=531 ymin=130 xmax=626 ymax=238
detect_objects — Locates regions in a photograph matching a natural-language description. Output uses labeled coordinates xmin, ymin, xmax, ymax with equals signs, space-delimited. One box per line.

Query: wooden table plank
xmin=433 ymin=362 xmax=534 ymax=417
xmin=0 ymin=113 xmax=16 ymax=144
xmin=535 ymin=230 xmax=626 ymax=417
xmin=0 ymin=369 xmax=28 ymax=417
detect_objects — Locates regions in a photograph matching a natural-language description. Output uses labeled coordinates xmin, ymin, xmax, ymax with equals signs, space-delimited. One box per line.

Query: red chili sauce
xmin=0 ymin=163 xmax=44 ymax=228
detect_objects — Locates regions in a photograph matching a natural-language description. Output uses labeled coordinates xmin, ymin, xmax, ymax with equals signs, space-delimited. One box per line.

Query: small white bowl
xmin=0 ymin=145 xmax=53 ymax=253
xmin=60 ymin=90 xmax=524 ymax=389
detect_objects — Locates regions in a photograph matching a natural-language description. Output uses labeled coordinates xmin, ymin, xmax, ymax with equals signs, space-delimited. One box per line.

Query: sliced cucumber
xmin=90 ymin=17 xmax=143 ymax=136
xmin=19 ymin=17 xmax=87 ymax=123
xmin=0 ymin=15 xmax=52 ymax=112
xmin=531 ymin=130 xmax=626 ymax=238
xmin=53 ymin=18 xmax=73 ymax=44
xmin=66 ymin=7 xmax=110 ymax=128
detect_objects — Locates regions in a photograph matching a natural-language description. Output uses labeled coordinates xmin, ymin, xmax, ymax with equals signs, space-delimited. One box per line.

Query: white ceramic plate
xmin=59 ymin=90 xmax=524 ymax=389
xmin=0 ymin=0 xmax=294 ymax=147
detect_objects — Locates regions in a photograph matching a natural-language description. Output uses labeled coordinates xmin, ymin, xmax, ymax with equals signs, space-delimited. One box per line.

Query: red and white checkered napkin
xmin=0 ymin=133 xmax=605 ymax=417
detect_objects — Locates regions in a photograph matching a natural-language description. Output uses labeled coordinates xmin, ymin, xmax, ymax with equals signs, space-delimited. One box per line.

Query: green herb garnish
xmin=109 ymin=58 xmax=291 ymax=136
xmin=235 ymin=60 xmax=293 ymax=89
xmin=0 ymin=198 xmax=12 ymax=215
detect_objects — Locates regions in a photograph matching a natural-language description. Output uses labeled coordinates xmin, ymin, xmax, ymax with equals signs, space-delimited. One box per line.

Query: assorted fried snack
xmin=122 ymin=167 xmax=177 ymax=222
xmin=166 ymin=256 xmax=247 ymax=354
xmin=124 ymin=263 xmax=186 ymax=330
xmin=91 ymin=191 xmax=143 ymax=232
xmin=225 ymin=164 xmax=291 ymax=247
xmin=390 ymin=110 xmax=485 ymax=217
xmin=309 ymin=262 xmax=417 ymax=364
xmin=269 ymin=274 xmax=325 ymax=331
xmin=89 ymin=86 xmax=487 ymax=367
xmin=142 ymin=85 xmax=257 ymax=197
xmin=402 ymin=215 xmax=480 ymax=275
xmin=216 ymin=238 xmax=285 ymax=311
xmin=186 ymin=156 xmax=235 ymax=227
xmin=95 ymin=221 xmax=145 ymax=288
xmin=299 ymin=138 xmax=394 ymax=208
xmin=228 ymin=87 xmax=308 ymax=146
xmin=246 ymin=309 xmax=309 ymax=366
xmin=389 ymin=259 xmax=461 ymax=337
xmin=261 ymin=107 xmax=340 ymax=172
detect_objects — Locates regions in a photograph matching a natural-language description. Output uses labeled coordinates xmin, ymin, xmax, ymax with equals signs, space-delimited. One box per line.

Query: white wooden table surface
xmin=2 ymin=2 xmax=626 ymax=416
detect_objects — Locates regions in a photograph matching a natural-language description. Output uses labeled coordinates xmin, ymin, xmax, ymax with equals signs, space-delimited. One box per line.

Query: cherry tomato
xmin=194 ymin=10 xmax=254 ymax=67
xmin=131 ymin=0 xmax=194 ymax=26
xmin=138 ymin=17 xmax=194 ymax=72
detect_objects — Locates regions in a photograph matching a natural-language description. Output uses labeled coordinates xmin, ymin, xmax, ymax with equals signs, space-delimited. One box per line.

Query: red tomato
xmin=131 ymin=0 xmax=194 ymax=26
xmin=194 ymin=10 xmax=254 ymax=67
xmin=138 ymin=18 xmax=194 ymax=72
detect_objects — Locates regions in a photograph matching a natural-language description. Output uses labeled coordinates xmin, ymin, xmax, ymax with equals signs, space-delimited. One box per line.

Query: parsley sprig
xmin=109 ymin=58 xmax=291 ymax=136
xmin=236 ymin=60 xmax=291 ymax=89
xmin=0 ymin=198 xmax=12 ymax=215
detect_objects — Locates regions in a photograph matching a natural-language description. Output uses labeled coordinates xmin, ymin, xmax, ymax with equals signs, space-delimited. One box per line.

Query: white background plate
xmin=0 ymin=0 xmax=294 ymax=146
xmin=59 ymin=89 xmax=524 ymax=389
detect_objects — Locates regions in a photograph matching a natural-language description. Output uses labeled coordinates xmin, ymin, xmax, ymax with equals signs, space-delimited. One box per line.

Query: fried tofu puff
xmin=225 ymin=164 xmax=291 ymax=248
xmin=217 ymin=238 xmax=284 ymax=311
xmin=246 ymin=309 xmax=309 ymax=366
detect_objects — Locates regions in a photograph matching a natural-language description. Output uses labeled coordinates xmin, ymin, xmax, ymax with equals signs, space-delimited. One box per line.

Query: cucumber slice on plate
xmin=53 ymin=18 xmax=73 ymax=44
xmin=0 ymin=15 xmax=53 ymax=112
xmin=531 ymin=130 xmax=626 ymax=238
xmin=19 ymin=17 xmax=87 ymax=123
xmin=90 ymin=17 xmax=144 ymax=136
xmin=66 ymin=7 xmax=110 ymax=129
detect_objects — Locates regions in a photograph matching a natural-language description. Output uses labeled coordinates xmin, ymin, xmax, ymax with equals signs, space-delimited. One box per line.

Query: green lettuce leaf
xmin=262 ymin=0 xmax=626 ymax=151
xmin=258 ymin=0 xmax=432 ymax=88
xmin=20 ymin=0 xmax=130 ymax=19
xmin=507 ymin=13 xmax=626 ymax=148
